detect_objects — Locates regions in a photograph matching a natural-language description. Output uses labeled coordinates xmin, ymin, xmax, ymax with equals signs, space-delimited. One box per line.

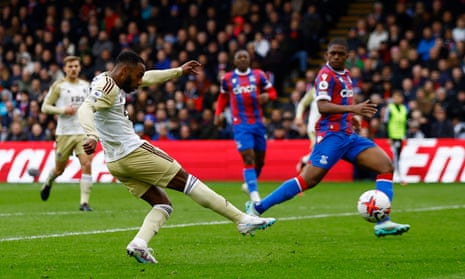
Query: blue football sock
xmin=255 ymin=178 xmax=301 ymax=214
xmin=255 ymin=166 xmax=262 ymax=178
xmin=375 ymin=179 xmax=393 ymax=201
xmin=243 ymin=168 xmax=258 ymax=193
xmin=375 ymin=174 xmax=393 ymax=222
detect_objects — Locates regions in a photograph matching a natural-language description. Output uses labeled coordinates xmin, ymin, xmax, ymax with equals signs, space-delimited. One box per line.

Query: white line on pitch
xmin=1 ymin=204 xmax=464 ymax=242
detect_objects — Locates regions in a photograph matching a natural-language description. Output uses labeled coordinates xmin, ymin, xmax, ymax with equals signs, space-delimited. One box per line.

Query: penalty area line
xmin=1 ymin=204 xmax=464 ymax=242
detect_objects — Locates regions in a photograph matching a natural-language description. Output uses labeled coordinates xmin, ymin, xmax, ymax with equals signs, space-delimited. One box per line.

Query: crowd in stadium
xmin=0 ymin=0 xmax=464 ymax=142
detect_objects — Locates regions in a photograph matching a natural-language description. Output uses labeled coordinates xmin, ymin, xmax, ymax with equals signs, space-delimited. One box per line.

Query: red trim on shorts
xmin=244 ymin=164 xmax=255 ymax=169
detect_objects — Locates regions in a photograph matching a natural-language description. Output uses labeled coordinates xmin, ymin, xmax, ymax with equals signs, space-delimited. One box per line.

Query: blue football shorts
xmin=310 ymin=132 xmax=376 ymax=169
xmin=232 ymin=123 xmax=267 ymax=151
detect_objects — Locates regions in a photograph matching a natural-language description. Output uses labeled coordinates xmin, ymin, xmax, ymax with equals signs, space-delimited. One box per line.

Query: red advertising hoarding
xmin=0 ymin=139 xmax=464 ymax=183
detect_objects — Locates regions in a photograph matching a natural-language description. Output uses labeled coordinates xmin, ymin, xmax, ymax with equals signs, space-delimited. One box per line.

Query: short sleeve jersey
xmin=220 ymin=68 xmax=272 ymax=125
xmin=46 ymin=79 xmax=90 ymax=135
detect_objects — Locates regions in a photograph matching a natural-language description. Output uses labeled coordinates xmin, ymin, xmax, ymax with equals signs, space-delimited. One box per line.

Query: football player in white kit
xmin=294 ymin=86 xmax=320 ymax=173
xmin=78 ymin=50 xmax=275 ymax=264
xmin=41 ymin=56 xmax=94 ymax=211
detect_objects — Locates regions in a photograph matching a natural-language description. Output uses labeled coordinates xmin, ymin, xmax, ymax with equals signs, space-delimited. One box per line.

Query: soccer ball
xmin=357 ymin=190 xmax=391 ymax=223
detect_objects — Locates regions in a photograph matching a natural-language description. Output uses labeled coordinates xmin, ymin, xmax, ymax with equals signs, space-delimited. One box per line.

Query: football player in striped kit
xmin=246 ymin=39 xmax=410 ymax=237
xmin=214 ymin=50 xmax=277 ymax=203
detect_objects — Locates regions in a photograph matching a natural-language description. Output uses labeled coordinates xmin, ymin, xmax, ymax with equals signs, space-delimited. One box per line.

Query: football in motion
xmin=357 ymin=190 xmax=391 ymax=223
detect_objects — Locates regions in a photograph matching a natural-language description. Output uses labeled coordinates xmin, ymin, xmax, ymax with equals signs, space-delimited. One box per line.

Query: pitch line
xmin=1 ymin=204 xmax=464 ymax=242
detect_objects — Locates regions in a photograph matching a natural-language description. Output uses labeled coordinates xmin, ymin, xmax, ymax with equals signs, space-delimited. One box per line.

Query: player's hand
xmin=82 ymin=138 xmax=97 ymax=155
xmin=64 ymin=106 xmax=76 ymax=115
xmin=353 ymin=100 xmax=377 ymax=118
xmin=294 ymin=117 xmax=304 ymax=128
xmin=213 ymin=115 xmax=223 ymax=127
xmin=352 ymin=115 xmax=362 ymax=131
xmin=258 ymin=93 xmax=269 ymax=104
xmin=180 ymin=60 xmax=202 ymax=76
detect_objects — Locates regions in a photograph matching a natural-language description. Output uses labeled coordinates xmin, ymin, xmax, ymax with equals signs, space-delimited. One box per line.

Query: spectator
xmin=92 ymin=30 xmax=114 ymax=59
xmin=5 ymin=120 xmax=28 ymax=141
xmin=367 ymin=22 xmax=389 ymax=52
xmin=407 ymin=120 xmax=425 ymax=138
xmin=28 ymin=122 xmax=48 ymax=140
xmin=430 ymin=104 xmax=455 ymax=138
xmin=417 ymin=27 xmax=436 ymax=62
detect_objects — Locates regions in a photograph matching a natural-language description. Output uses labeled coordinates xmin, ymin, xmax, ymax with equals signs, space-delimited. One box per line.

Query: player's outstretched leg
xmin=185 ymin=175 xmax=275 ymax=236
xmin=245 ymin=176 xmax=306 ymax=216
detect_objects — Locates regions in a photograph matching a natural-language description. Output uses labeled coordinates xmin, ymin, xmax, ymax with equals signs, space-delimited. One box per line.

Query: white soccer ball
xmin=357 ymin=190 xmax=391 ymax=223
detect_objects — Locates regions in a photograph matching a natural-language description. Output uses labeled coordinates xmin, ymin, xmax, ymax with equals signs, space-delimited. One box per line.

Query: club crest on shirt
xmin=319 ymin=155 xmax=328 ymax=165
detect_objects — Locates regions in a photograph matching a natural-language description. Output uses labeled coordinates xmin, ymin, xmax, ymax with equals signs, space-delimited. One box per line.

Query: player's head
xmin=63 ymin=56 xmax=81 ymax=80
xmin=113 ymin=50 xmax=146 ymax=92
xmin=326 ymin=38 xmax=348 ymax=71
xmin=233 ymin=50 xmax=250 ymax=72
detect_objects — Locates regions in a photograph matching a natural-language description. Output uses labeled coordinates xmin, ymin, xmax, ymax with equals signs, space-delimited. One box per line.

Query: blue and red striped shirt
xmin=216 ymin=68 xmax=276 ymax=125
xmin=314 ymin=63 xmax=354 ymax=135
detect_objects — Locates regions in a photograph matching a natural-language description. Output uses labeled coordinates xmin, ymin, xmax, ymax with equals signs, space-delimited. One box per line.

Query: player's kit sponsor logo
xmin=339 ymin=89 xmax=353 ymax=98
xmin=232 ymin=84 xmax=257 ymax=95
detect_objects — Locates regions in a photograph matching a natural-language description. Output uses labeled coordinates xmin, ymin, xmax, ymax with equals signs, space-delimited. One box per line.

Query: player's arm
xmin=140 ymin=60 xmax=201 ymax=87
xmin=318 ymin=99 xmax=378 ymax=118
xmin=259 ymin=86 xmax=277 ymax=104
xmin=315 ymin=74 xmax=377 ymax=118
xmin=295 ymin=87 xmax=314 ymax=120
xmin=258 ymin=70 xmax=277 ymax=104
xmin=214 ymin=78 xmax=229 ymax=127
xmin=141 ymin=68 xmax=183 ymax=87
xmin=78 ymin=78 xmax=119 ymax=154
xmin=41 ymin=82 xmax=66 ymax=115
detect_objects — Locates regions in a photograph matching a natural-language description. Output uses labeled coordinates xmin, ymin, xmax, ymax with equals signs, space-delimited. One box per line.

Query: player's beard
xmin=121 ymin=76 xmax=133 ymax=93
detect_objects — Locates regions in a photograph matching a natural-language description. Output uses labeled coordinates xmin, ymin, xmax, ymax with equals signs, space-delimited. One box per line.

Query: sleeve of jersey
xmin=295 ymin=87 xmax=315 ymax=119
xmin=265 ymin=86 xmax=277 ymax=101
xmin=215 ymin=92 xmax=228 ymax=116
xmin=41 ymin=82 xmax=66 ymax=115
xmin=315 ymin=76 xmax=331 ymax=102
xmin=141 ymin=68 xmax=183 ymax=87
xmin=78 ymin=77 xmax=119 ymax=140
xmin=78 ymin=100 xmax=98 ymax=141
xmin=259 ymin=71 xmax=277 ymax=101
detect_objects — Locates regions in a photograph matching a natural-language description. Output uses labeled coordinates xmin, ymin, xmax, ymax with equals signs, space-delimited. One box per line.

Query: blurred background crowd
xmin=0 ymin=0 xmax=464 ymax=142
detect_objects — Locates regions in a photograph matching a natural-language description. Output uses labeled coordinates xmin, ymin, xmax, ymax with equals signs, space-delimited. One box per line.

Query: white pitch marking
xmin=1 ymin=204 xmax=464 ymax=242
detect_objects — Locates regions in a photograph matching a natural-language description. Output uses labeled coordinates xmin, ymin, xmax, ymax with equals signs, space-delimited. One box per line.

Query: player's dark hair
xmin=328 ymin=38 xmax=348 ymax=49
xmin=115 ymin=50 xmax=145 ymax=66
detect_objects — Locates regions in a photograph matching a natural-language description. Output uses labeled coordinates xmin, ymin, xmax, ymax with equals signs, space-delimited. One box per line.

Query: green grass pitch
xmin=0 ymin=181 xmax=464 ymax=279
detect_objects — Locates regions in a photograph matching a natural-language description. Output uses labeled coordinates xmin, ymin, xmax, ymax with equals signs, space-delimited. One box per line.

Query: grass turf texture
xmin=0 ymin=181 xmax=464 ymax=279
